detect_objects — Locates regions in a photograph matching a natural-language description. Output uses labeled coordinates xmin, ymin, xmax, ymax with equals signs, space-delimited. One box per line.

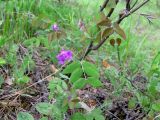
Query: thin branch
xmin=83 ymin=0 xmax=149 ymax=56
xmin=80 ymin=41 xmax=93 ymax=60
xmin=107 ymin=0 xmax=119 ymax=17
xmin=107 ymin=8 xmax=114 ymax=17
xmin=126 ymin=0 xmax=131 ymax=11
xmin=100 ymin=0 xmax=109 ymax=12
xmin=130 ymin=0 xmax=138 ymax=10
xmin=81 ymin=1 xmax=117 ymax=58
xmin=117 ymin=0 xmax=150 ymax=23
xmin=91 ymin=36 xmax=109 ymax=50
xmin=117 ymin=46 xmax=121 ymax=66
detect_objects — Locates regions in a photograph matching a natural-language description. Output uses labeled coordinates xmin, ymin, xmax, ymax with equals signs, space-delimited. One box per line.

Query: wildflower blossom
xmin=51 ymin=23 xmax=59 ymax=31
xmin=56 ymin=49 xmax=73 ymax=65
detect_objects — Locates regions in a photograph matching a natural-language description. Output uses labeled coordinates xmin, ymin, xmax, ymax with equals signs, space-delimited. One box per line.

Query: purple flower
xmin=51 ymin=23 xmax=59 ymax=31
xmin=56 ymin=49 xmax=73 ymax=65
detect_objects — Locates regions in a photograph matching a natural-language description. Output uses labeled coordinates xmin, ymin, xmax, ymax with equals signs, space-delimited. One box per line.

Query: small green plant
xmin=35 ymin=102 xmax=63 ymax=119
xmin=0 ymin=57 xmax=6 ymax=66
xmin=63 ymin=61 xmax=102 ymax=89
xmin=71 ymin=109 xmax=105 ymax=120
xmin=17 ymin=112 xmax=34 ymax=120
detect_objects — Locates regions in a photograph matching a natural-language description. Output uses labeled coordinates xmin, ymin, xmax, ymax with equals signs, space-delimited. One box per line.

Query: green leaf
xmin=88 ymin=24 xmax=100 ymax=37
xmin=152 ymin=52 xmax=160 ymax=65
xmin=63 ymin=62 xmax=81 ymax=74
xmin=152 ymin=103 xmax=160 ymax=111
xmin=0 ymin=20 xmax=3 ymax=26
xmin=56 ymin=85 xmax=63 ymax=93
xmin=128 ymin=98 xmax=136 ymax=109
xmin=141 ymin=96 xmax=150 ymax=107
xmin=148 ymin=80 xmax=158 ymax=96
xmin=59 ymin=73 xmax=69 ymax=80
xmin=35 ymin=102 xmax=53 ymax=115
xmin=70 ymin=68 xmax=83 ymax=83
xmin=82 ymin=61 xmax=97 ymax=70
xmin=149 ymin=52 xmax=160 ymax=76
xmin=86 ymin=115 xmax=94 ymax=120
xmin=0 ymin=76 xmax=4 ymax=88
xmin=0 ymin=57 xmax=6 ymax=65
xmin=113 ymin=22 xmax=126 ymax=40
xmin=0 ymin=36 xmax=7 ymax=48
xmin=92 ymin=109 xmax=103 ymax=115
xmin=17 ymin=112 xmax=34 ymax=120
xmin=50 ymin=105 xmax=62 ymax=120
xmin=107 ymin=0 xmax=117 ymax=8
xmin=94 ymin=115 xmax=105 ymax=120
xmin=156 ymin=82 xmax=160 ymax=92
xmin=73 ymin=78 xmax=87 ymax=89
xmin=82 ymin=61 xmax=99 ymax=78
xmin=71 ymin=113 xmax=86 ymax=120
xmin=48 ymin=80 xmax=56 ymax=91
xmin=21 ymin=56 xmax=35 ymax=72
xmin=40 ymin=117 xmax=48 ymax=120
xmin=17 ymin=76 xmax=30 ymax=84
xmin=86 ymin=77 xmax=103 ymax=87
xmin=86 ymin=109 xmax=105 ymax=120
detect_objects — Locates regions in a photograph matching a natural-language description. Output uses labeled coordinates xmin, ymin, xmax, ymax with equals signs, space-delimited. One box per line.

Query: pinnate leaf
xmin=70 ymin=68 xmax=83 ymax=83
xmin=82 ymin=61 xmax=97 ymax=70
xmin=17 ymin=112 xmax=34 ymax=120
xmin=86 ymin=109 xmax=105 ymax=120
xmin=0 ymin=76 xmax=4 ymax=88
xmin=40 ymin=117 xmax=48 ymax=120
xmin=63 ymin=61 xmax=81 ymax=74
xmin=86 ymin=77 xmax=103 ymax=87
xmin=82 ymin=61 xmax=99 ymax=78
xmin=83 ymin=66 xmax=99 ymax=78
xmin=152 ymin=103 xmax=160 ymax=111
xmin=36 ymin=102 xmax=53 ymax=115
xmin=73 ymin=78 xmax=87 ymax=89
xmin=0 ymin=57 xmax=6 ymax=65
xmin=71 ymin=113 xmax=85 ymax=120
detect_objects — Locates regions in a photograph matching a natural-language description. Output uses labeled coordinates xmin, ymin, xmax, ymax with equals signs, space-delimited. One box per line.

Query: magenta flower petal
xmin=56 ymin=49 xmax=73 ymax=65
xmin=51 ymin=23 xmax=59 ymax=31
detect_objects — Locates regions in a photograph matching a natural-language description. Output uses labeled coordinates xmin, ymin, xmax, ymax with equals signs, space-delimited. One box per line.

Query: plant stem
xmin=117 ymin=0 xmax=150 ymax=23
xmin=80 ymin=41 xmax=93 ymax=60
xmin=117 ymin=46 xmax=121 ymax=67
xmin=81 ymin=0 xmax=150 ymax=60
